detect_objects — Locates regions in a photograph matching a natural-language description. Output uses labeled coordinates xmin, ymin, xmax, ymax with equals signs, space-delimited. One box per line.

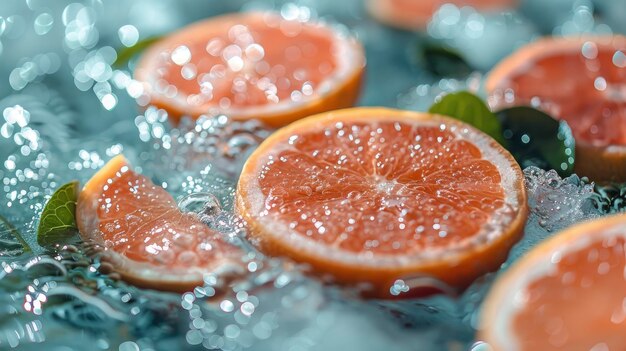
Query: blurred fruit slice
xmin=76 ymin=155 xmax=243 ymax=292
xmin=486 ymin=35 xmax=626 ymax=181
xmin=480 ymin=213 xmax=626 ymax=350
xmin=236 ymin=107 xmax=527 ymax=298
xmin=367 ymin=0 xmax=518 ymax=31
xmin=135 ymin=11 xmax=365 ymax=127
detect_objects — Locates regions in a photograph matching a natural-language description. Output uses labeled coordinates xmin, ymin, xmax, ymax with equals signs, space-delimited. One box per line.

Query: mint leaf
xmin=497 ymin=106 xmax=575 ymax=177
xmin=428 ymin=91 xmax=505 ymax=145
xmin=37 ymin=181 xmax=80 ymax=246
xmin=420 ymin=44 xmax=472 ymax=77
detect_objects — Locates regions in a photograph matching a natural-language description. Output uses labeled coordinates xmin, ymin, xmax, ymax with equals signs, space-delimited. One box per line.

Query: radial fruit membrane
xmin=480 ymin=214 xmax=626 ymax=350
xmin=135 ymin=11 xmax=364 ymax=126
xmin=237 ymin=108 xmax=527 ymax=298
xmin=77 ymin=155 xmax=242 ymax=292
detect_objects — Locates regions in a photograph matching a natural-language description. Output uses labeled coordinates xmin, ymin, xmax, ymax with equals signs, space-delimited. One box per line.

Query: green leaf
xmin=0 ymin=213 xmax=31 ymax=253
xmin=413 ymin=36 xmax=473 ymax=77
xmin=496 ymin=106 xmax=575 ymax=177
xmin=428 ymin=91 xmax=505 ymax=145
xmin=113 ymin=36 xmax=163 ymax=68
xmin=37 ymin=180 xmax=80 ymax=247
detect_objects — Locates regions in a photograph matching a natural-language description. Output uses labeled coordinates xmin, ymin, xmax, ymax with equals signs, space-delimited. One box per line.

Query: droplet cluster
xmin=255 ymin=119 xmax=514 ymax=255
xmin=488 ymin=38 xmax=626 ymax=146
xmin=141 ymin=10 xmax=348 ymax=116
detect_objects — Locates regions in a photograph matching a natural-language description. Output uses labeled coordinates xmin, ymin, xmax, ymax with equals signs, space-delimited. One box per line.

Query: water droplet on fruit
xmin=171 ymin=45 xmax=191 ymax=66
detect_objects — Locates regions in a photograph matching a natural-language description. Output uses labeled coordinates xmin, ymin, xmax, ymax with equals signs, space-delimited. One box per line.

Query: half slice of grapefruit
xmin=236 ymin=107 xmax=528 ymax=298
xmin=135 ymin=11 xmax=365 ymax=127
xmin=367 ymin=0 xmax=518 ymax=31
xmin=486 ymin=35 xmax=626 ymax=181
xmin=76 ymin=155 xmax=243 ymax=293
xmin=480 ymin=214 xmax=626 ymax=350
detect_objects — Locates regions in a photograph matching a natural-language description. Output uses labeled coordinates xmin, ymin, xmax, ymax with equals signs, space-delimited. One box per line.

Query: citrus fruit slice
xmin=486 ymin=35 xmax=626 ymax=182
xmin=236 ymin=107 xmax=528 ymax=298
xmin=135 ymin=11 xmax=364 ymax=127
xmin=367 ymin=0 xmax=517 ymax=31
xmin=76 ymin=155 xmax=243 ymax=292
xmin=480 ymin=214 xmax=626 ymax=350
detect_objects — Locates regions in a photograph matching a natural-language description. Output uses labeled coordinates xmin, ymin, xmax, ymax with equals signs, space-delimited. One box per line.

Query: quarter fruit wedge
xmin=76 ymin=155 xmax=243 ymax=292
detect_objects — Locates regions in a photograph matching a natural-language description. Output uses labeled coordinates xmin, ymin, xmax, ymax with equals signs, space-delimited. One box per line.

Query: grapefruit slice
xmin=480 ymin=214 xmax=626 ymax=350
xmin=135 ymin=11 xmax=365 ymax=127
xmin=367 ymin=0 xmax=517 ymax=31
xmin=236 ymin=107 xmax=528 ymax=298
xmin=76 ymin=155 xmax=243 ymax=293
xmin=486 ymin=35 xmax=626 ymax=182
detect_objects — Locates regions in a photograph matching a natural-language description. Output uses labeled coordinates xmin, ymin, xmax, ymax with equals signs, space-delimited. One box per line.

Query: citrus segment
xmin=367 ymin=0 xmax=518 ymax=31
xmin=76 ymin=155 xmax=243 ymax=292
xmin=486 ymin=35 xmax=626 ymax=181
xmin=135 ymin=12 xmax=364 ymax=127
xmin=236 ymin=107 xmax=527 ymax=298
xmin=480 ymin=214 xmax=626 ymax=350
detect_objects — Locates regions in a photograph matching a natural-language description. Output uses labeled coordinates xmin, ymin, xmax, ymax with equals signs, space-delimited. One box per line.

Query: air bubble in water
xmin=34 ymin=13 xmax=54 ymax=35
xmin=118 ymin=24 xmax=139 ymax=47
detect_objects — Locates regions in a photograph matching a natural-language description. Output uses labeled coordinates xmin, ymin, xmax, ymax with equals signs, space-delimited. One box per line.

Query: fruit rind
xmin=76 ymin=155 xmax=243 ymax=293
xmin=479 ymin=213 xmax=626 ymax=350
xmin=486 ymin=35 xmax=626 ymax=182
xmin=135 ymin=11 xmax=365 ymax=127
xmin=236 ymin=107 xmax=528 ymax=298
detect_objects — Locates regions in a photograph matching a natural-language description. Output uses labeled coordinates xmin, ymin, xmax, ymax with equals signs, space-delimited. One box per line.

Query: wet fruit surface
xmin=257 ymin=120 xmax=505 ymax=253
xmin=237 ymin=108 xmax=527 ymax=297
xmin=96 ymin=160 xmax=231 ymax=267
xmin=487 ymin=36 xmax=626 ymax=147
xmin=514 ymin=237 xmax=626 ymax=350
xmin=480 ymin=214 xmax=626 ymax=351
xmin=77 ymin=155 xmax=242 ymax=292
xmin=135 ymin=11 xmax=364 ymax=126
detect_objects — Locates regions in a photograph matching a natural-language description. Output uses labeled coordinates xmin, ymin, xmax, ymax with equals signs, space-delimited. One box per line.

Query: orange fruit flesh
xmin=97 ymin=161 xmax=231 ymax=267
xmin=480 ymin=214 xmax=626 ymax=351
xmin=162 ymin=21 xmax=336 ymax=107
xmin=237 ymin=108 xmax=528 ymax=298
xmin=77 ymin=155 xmax=242 ymax=292
xmin=488 ymin=38 xmax=626 ymax=147
xmin=258 ymin=122 xmax=506 ymax=254
xmin=135 ymin=12 xmax=364 ymax=127
xmin=513 ymin=237 xmax=626 ymax=350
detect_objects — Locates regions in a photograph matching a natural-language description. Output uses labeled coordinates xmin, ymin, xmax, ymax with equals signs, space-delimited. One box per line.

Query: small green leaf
xmin=413 ymin=36 xmax=473 ymax=77
xmin=37 ymin=180 xmax=80 ymax=246
xmin=496 ymin=106 xmax=575 ymax=177
xmin=0 ymin=213 xmax=31 ymax=253
xmin=113 ymin=36 xmax=163 ymax=68
xmin=422 ymin=44 xmax=472 ymax=77
xmin=428 ymin=91 xmax=505 ymax=145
